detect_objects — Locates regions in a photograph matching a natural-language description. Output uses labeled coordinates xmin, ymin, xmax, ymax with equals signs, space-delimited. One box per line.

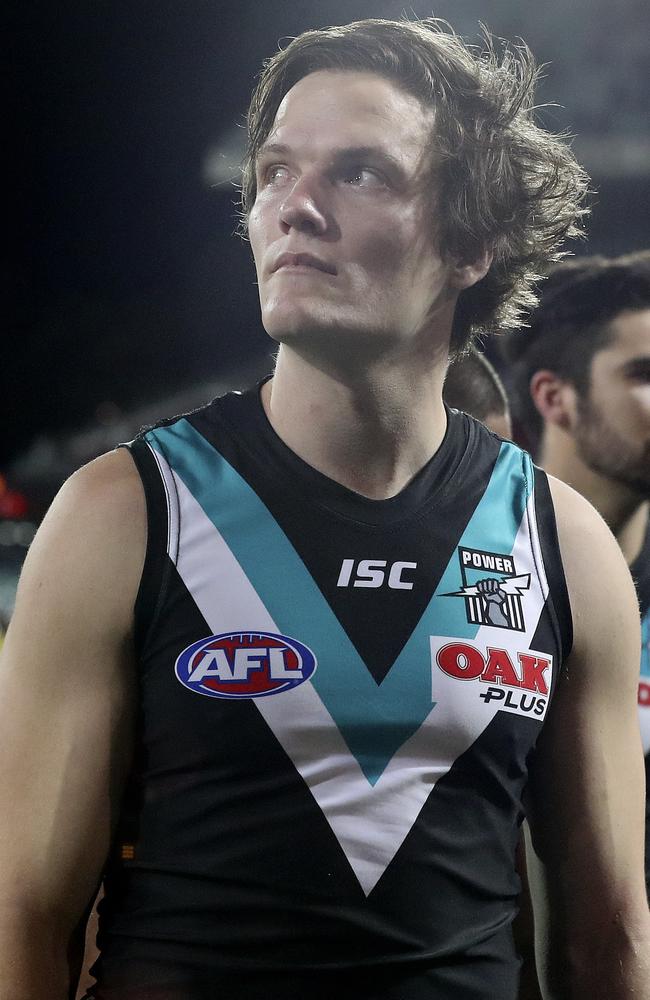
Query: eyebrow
xmin=256 ymin=142 xmax=293 ymax=159
xmin=621 ymin=357 xmax=650 ymax=375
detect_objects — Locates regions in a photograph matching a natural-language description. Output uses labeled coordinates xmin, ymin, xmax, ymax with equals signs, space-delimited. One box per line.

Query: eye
xmin=261 ymin=164 xmax=292 ymax=187
xmin=341 ymin=166 xmax=386 ymax=189
xmin=625 ymin=364 xmax=650 ymax=385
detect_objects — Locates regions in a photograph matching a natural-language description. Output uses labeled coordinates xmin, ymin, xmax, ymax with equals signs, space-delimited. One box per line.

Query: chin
xmin=259 ymin=302 xmax=402 ymax=358
xmin=261 ymin=300 xmax=342 ymax=342
xmin=262 ymin=314 xmax=323 ymax=345
xmin=602 ymin=455 xmax=650 ymax=498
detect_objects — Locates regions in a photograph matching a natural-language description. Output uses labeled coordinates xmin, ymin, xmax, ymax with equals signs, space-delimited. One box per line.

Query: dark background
xmin=4 ymin=0 xmax=650 ymax=498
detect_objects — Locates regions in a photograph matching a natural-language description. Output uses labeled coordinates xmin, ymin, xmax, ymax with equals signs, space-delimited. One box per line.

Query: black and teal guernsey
xmin=89 ymin=385 xmax=572 ymax=1000
xmin=632 ymin=521 xmax=650 ymax=897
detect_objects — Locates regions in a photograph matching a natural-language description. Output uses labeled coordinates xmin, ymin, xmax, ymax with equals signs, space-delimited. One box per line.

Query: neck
xmin=539 ymin=424 xmax=649 ymax=564
xmin=261 ymin=341 xmax=449 ymax=500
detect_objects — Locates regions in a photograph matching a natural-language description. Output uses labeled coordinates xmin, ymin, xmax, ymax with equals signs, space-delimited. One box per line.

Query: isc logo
xmin=337 ymin=558 xmax=417 ymax=590
xmin=175 ymin=631 xmax=317 ymax=700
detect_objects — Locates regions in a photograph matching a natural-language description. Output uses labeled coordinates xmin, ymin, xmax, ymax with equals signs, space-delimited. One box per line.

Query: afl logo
xmin=175 ymin=631 xmax=317 ymax=700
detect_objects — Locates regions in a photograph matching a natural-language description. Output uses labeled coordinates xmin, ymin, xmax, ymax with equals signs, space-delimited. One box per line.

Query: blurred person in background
xmin=443 ymin=345 xmax=512 ymax=438
xmin=2 ymin=18 xmax=649 ymax=1000
xmin=505 ymin=251 xmax=650 ymax=903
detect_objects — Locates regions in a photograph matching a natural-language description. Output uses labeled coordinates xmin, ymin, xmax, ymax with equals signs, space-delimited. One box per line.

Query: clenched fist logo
xmin=477 ymin=578 xmax=509 ymax=627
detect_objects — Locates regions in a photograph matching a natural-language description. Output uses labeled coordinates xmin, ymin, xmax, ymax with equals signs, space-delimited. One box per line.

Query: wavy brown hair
xmin=239 ymin=18 xmax=590 ymax=353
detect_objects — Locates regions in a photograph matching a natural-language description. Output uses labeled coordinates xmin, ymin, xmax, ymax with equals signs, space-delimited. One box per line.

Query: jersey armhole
xmin=533 ymin=465 xmax=574 ymax=664
xmin=119 ymin=438 xmax=173 ymax=661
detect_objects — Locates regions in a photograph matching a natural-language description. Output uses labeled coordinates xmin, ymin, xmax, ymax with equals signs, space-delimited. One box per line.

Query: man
xmin=443 ymin=346 xmax=512 ymax=438
xmin=1 ymin=19 xmax=648 ymax=1000
xmin=505 ymin=250 xmax=650 ymax=895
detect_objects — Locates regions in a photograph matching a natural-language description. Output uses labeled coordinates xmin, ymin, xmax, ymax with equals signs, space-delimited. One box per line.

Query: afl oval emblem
xmin=175 ymin=631 xmax=317 ymax=699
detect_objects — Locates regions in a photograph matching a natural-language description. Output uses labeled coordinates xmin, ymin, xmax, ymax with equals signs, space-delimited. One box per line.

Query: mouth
xmin=272 ymin=252 xmax=337 ymax=276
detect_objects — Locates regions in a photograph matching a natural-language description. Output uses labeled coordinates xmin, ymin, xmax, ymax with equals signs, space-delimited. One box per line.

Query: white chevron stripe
xmin=169 ymin=468 xmax=552 ymax=895
xmin=149 ymin=443 xmax=180 ymax=562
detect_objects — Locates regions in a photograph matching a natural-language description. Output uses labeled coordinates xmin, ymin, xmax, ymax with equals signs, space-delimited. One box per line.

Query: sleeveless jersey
xmin=631 ymin=519 xmax=650 ymax=896
xmin=88 ymin=386 xmax=571 ymax=1000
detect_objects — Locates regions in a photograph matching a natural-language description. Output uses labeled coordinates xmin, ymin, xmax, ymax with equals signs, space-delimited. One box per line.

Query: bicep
xmin=526 ymin=623 xmax=645 ymax=918
xmin=527 ymin=479 xmax=644 ymax=875
xmin=525 ymin=479 xmax=648 ymax=989
xmin=0 ymin=449 xmax=145 ymax=931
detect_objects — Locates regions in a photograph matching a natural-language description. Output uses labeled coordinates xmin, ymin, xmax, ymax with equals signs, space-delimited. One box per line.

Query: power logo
xmin=175 ymin=632 xmax=317 ymax=699
xmin=431 ymin=639 xmax=552 ymax=718
xmin=443 ymin=547 xmax=530 ymax=631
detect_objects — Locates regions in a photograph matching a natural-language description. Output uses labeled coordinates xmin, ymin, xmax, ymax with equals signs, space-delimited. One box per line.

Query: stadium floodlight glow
xmin=201 ymin=125 xmax=246 ymax=188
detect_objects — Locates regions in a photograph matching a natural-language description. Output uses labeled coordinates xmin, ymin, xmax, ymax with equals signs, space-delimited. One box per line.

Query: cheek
xmin=598 ymin=389 xmax=650 ymax=440
xmin=353 ymin=220 xmax=439 ymax=284
xmin=247 ymin=199 xmax=273 ymax=264
xmin=630 ymin=386 xmax=650 ymax=427
xmin=631 ymin=384 xmax=650 ymax=407
xmin=358 ymin=237 xmax=402 ymax=278
xmin=388 ymin=215 xmax=444 ymax=288
xmin=247 ymin=208 xmax=262 ymax=259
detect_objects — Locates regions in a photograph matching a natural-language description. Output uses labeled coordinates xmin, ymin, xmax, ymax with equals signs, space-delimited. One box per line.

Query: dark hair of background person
xmin=502 ymin=250 xmax=650 ymax=456
xmin=239 ymin=17 xmax=590 ymax=354
xmin=443 ymin=346 xmax=509 ymax=421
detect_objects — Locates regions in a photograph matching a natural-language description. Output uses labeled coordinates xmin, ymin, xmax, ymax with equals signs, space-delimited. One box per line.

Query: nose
xmin=279 ymin=174 xmax=328 ymax=236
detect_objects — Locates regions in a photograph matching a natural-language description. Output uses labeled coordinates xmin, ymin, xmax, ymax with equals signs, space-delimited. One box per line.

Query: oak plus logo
xmin=336 ymin=558 xmax=417 ymax=590
xmin=431 ymin=638 xmax=552 ymax=719
xmin=443 ymin=546 xmax=530 ymax=631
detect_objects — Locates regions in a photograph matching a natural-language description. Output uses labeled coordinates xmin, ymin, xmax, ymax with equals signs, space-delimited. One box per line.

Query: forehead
xmin=265 ymin=69 xmax=434 ymax=164
xmin=597 ymin=309 xmax=650 ymax=365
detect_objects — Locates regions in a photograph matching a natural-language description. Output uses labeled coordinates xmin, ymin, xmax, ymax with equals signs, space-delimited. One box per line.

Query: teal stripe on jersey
xmin=147 ymin=421 xmax=531 ymax=784
xmin=641 ymin=610 xmax=650 ymax=678
xmin=383 ymin=446 xmax=531 ymax=713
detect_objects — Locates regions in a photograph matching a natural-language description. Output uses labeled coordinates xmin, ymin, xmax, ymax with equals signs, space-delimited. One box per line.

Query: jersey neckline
xmin=214 ymin=379 xmax=477 ymax=528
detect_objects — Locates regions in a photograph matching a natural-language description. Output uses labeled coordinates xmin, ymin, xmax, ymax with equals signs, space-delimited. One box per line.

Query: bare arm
xmin=0 ymin=449 xmax=146 ymax=999
xmin=526 ymin=476 xmax=650 ymax=999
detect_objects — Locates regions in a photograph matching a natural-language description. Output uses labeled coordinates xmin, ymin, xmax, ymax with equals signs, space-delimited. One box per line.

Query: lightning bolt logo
xmin=444 ymin=574 xmax=531 ymax=598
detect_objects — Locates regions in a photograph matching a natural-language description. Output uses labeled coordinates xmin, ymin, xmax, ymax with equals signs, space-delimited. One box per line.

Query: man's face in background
xmin=573 ymin=309 xmax=650 ymax=496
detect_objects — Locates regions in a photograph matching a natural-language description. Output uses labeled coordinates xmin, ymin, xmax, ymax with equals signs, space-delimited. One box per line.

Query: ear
xmin=449 ymin=248 xmax=493 ymax=291
xmin=529 ymin=370 xmax=577 ymax=431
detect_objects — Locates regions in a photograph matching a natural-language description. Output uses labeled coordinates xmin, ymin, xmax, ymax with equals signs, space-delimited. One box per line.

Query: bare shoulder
xmin=8 ymin=447 xmax=146 ymax=653
xmin=0 ymin=450 xmax=145 ymax=952
xmin=50 ymin=446 xmax=144 ymax=529
xmin=546 ymin=473 xmax=640 ymax=686
xmin=547 ymin=472 xmax=628 ymax=566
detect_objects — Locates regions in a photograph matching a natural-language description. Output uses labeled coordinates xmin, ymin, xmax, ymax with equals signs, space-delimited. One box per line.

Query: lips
xmin=272 ymin=252 xmax=337 ymax=276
